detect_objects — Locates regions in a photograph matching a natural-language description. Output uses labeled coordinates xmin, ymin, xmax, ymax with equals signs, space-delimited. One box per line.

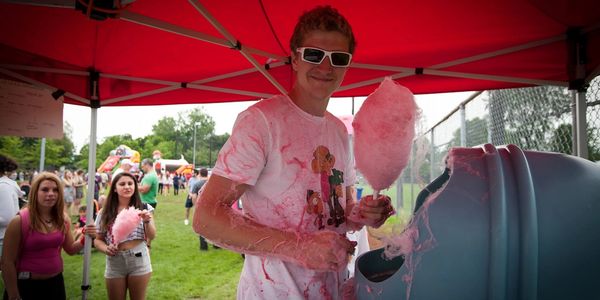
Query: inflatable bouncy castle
xmin=97 ymin=145 xmax=140 ymax=173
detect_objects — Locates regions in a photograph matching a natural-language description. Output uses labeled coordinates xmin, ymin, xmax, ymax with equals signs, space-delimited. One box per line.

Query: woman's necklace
xmin=42 ymin=217 xmax=54 ymax=227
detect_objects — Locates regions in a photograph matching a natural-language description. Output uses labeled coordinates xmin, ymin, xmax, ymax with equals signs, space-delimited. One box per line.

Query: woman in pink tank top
xmin=1 ymin=172 xmax=97 ymax=300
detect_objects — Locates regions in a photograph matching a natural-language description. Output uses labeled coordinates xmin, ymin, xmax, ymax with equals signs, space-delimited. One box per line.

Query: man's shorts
xmin=104 ymin=241 xmax=152 ymax=278
xmin=185 ymin=195 xmax=193 ymax=208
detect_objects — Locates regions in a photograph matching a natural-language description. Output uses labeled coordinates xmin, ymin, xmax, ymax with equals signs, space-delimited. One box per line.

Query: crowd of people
xmin=0 ymin=150 xmax=216 ymax=299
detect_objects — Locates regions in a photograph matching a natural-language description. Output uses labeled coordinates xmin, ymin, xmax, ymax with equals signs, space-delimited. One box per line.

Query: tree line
xmin=0 ymin=108 xmax=229 ymax=171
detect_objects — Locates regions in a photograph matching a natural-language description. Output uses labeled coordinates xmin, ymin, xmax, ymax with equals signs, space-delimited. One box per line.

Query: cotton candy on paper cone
xmin=112 ymin=206 xmax=141 ymax=245
xmin=352 ymin=77 xmax=417 ymax=191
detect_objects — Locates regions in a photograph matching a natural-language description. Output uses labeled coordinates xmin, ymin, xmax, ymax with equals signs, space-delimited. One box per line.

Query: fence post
xmin=430 ymin=129 xmax=435 ymax=183
xmin=460 ymin=103 xmax=467 ymax=146
xmin=571 ymin=91 xmax=578 ymax=155
xmin=409 ymin=142 xmax=415 ymax=212
xmin=575 ymin=89 xmax=589 ymax=159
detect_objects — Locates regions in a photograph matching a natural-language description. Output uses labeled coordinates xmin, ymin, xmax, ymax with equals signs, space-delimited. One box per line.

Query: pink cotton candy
xmin=353 ymin=77 xmax=417 ymax=191
xmin=112 ymin=206 xmax=141 ymax=245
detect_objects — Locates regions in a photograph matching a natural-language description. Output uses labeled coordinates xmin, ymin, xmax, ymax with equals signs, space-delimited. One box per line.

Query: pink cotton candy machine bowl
xmin=355 ymin=144 xmax=600 ymax=300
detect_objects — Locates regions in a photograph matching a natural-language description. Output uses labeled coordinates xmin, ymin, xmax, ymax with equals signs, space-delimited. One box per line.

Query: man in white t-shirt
xmin=193 ymin=6 xmax=393 ymax=299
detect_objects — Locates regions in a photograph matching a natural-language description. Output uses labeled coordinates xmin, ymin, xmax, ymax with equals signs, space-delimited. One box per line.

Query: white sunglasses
xmin=296 ymin=47 xmax=352 ymax=67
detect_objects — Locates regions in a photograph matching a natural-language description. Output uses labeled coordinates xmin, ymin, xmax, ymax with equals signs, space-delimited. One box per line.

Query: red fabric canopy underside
xmin=1 ymin=0 xmax=599 ymax=106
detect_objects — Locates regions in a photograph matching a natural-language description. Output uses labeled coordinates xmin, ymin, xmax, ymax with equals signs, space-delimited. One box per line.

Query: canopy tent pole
xmin=120 ymin=10 xmax=287 ymax=62
xmin=192 ymin=61 xmax=287 ymax=84
xmin=429 ymin=35 xmax=565 ymax=69
xmin=81 ymin=70 xmax=100 ymax=300
xmin=0 ymin=64 xmax=88 ymax=76
xmin=423 ymin=69 xmax=567 ymax=87
xmin=571 ymin=92 xmax=578 ymax=155
xmin=0 ymin=67 xmax=90 ymax=105
xmin=337 ymin=73 xmax=414 ymax=92
xmin=575 ymin=91 xmax=588 ymax=158
xmin=339 ymin=64 xmax=567 ymax=92
xmin=568 ymin=28 xmax=589 ymax=159
xmin=38 ymin=137 xmax=45 ymax=171
xmin=188 ymin=0 xmax=287 ymax=95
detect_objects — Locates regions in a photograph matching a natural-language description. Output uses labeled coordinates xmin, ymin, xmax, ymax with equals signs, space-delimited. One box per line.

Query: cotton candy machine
xmin=355 ymin=144 xmax=600 ymax=300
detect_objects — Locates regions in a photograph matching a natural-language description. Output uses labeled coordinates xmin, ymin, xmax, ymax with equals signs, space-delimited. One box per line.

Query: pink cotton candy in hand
xmin=353 ymin=77 xmax=417 ymax=190
xmin=112 ymin=206 xmax=141 ymax=245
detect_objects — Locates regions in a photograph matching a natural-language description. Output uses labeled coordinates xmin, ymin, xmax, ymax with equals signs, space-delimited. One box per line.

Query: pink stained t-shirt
xmin=17 ymin=208 xmax=65 ymax=275
xmin=212 ymin=94 xmax=356 ymax=299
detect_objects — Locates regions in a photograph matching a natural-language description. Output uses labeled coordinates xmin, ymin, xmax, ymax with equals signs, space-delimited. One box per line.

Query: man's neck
xmin=288 ymin=87 xmax=329 ymax=117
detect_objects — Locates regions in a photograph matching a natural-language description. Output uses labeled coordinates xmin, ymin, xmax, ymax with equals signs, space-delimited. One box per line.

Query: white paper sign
xmin=0 ymin=79 xmax=64 ymax=139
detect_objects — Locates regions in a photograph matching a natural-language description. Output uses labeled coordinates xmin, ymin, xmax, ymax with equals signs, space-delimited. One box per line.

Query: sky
xmin=63 ymin=92 xmax=476 ymax=153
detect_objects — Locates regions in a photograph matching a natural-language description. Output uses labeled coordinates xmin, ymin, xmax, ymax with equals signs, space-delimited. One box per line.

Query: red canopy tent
xmin=1 ymin=0 xmax=599 ymax=106
xmin=1 ymin=1 xmax=599 ymax=298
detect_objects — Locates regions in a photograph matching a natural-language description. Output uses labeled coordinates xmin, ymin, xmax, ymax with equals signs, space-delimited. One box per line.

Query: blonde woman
xmin=1 ymin=172 xmax=96 ymax=300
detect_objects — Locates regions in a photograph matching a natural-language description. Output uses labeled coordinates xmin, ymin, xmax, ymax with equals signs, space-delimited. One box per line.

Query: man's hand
xmin=348 ymin=194 xmax=395 ymax=228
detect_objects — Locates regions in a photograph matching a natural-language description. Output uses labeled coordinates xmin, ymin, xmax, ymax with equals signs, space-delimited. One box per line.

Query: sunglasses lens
xmin=331 ymin=53 xmax=351 ymax=66
xmin=303 ymin=48 xmax=325 ymax=63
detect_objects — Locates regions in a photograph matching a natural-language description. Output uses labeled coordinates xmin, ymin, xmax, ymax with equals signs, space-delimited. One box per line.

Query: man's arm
xmin=193 ymin=174 xmax=356 ymax=272
xmin=190 ymin=181 xmax=201 ymax=205
xmin=138 ymin=183 xmax=150 ymax=193
xmin=138 ymin=176 xmax=150 ymax=193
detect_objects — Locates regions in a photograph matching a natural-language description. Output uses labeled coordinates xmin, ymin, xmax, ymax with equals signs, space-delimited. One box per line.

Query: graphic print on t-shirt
xmin=307 ymin=145 xmax=345 ymax=229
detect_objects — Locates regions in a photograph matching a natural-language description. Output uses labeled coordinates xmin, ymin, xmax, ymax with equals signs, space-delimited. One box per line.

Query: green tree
xmin=73 ymin=107 xmax=227 ymax=170
xmin=488 ymin=86 xmax=571 ymax=151
xmin=549 ymin=123 xmax=600 ymax=161
xmin=0 ymin=136 xmax=21 ymax=160
xmin=447 ymin=117 xmax=489 ymax=149
xmin=204 ymin=133 xmax=230 ymax=167
xmin=0 ymin=122 xmax=76 ymax=170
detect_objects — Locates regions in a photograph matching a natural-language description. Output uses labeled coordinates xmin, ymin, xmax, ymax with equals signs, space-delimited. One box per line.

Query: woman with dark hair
xmin=94 ymin=172 xmax=156 ymax=300
xmin=0 ymin=154 xmax=21 ymax=257
xmin=1 ymin=172 xmax=97 ymax=300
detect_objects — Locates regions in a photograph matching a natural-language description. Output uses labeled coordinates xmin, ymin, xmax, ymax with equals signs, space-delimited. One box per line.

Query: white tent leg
xmin=81 ymin=106 xmax=97 ymax=300
xmin=81 ymin=71 xmax=100 ymax=300
xmin=575 ymin=90 xmax=588 ymax=159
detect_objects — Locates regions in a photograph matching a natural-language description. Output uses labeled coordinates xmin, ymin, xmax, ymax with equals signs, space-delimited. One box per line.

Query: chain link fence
xmin=396 ymin=76 xmax=600 ymax=211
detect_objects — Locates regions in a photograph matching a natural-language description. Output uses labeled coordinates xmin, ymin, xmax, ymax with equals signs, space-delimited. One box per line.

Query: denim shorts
xmin=104 ymin=241 xmax=152 ymax=278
